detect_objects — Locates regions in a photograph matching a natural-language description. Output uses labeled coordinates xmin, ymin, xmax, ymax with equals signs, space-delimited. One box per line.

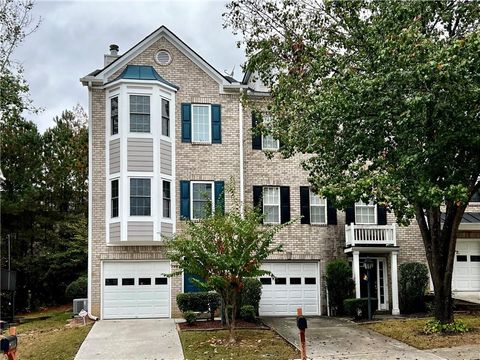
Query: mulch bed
xmin=178 ymin=319 xmax=268 ymax=331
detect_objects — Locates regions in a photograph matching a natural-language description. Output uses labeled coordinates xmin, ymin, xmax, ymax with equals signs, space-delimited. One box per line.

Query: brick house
xmin=80 ymin=26 xmax=480 ymax=319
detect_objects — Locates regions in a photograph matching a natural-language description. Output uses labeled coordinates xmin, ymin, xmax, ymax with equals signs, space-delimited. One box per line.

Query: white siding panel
xmin=160 ymin=140 xmax=172 ymax=176
xmin=109 ymin=139 xmax=120 ymax=174
xmin=109 ymin=222 xmax=121 ymax=243
xmin=128 ymin=221 xmax=154 ymax=241
xmin=127 ymin=138 xmax=153 ymax=172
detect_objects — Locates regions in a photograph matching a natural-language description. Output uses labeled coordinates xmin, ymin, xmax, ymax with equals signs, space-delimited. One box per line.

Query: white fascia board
xmin=95 ymin=27 xmax=229 ymax=87
xmin=103 ymin=79 xmax=178 ymax=93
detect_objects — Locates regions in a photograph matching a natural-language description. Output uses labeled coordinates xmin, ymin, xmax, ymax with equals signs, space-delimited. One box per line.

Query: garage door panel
xmin=259 ymin=262 xmax=319 ymax=316
xmin=453 ymin=240 xmax=480 ymax=291
xmin=103 ymin=261 xmax=170 ymax=319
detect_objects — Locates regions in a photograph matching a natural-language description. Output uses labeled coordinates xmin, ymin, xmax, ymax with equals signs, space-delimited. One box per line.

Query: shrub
xmin=176 ymin=292 xmax=220 ymax=320
xmin=344 ymin=298 xmax=378 ymax=320
xmin=240 ymin=305 xmax=256 ymax=322
xmin=424 ymin=319 xmax=470 ymax=334
xmin=240 ymin=278 xmax=262 ymax=315
xmin=183 ymin=311 xmax=197 ymax=325
xmin=399 ymin=262 xmax=429 ymax=314
xmin=65 ymin=275 xmax=87 ymax=300
xmin=326 ymin=259 xmax=354 ymax=315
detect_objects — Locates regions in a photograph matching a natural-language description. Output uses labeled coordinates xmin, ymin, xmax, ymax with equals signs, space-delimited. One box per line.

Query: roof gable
xmin=94 ymin=26 xmax=231 ymax=86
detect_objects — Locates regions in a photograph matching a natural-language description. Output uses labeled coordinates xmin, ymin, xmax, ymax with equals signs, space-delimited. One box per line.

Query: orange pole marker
xmin=7 ymin=326 xmax=17 ymax=360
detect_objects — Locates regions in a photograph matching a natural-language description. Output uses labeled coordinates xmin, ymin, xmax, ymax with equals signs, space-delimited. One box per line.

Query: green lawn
xmin=363 ymin=314 xmax=480 ymax=349
xmin=15 ymin=307 xmax=92 ymax=360
xmin=179 ymin=329 xmax=299 ymax=360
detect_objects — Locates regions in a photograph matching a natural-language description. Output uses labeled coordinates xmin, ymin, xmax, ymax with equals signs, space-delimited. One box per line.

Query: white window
xmin=263 ymin=186 xmax=280 ymax=224
xmin=310 ymin=190 xmax=327 ymax=224
xmin=261 ymin=115 xmax=279 ymax=150
xmin=192 ymin=105 xmax=211 ymax=143
xmin=130 ymin=95 xmax=150 ymax=133
xmin=191 ymin=182 xmax=214 ymax=219
xmin=130 ymin=178 xmax=151 ymax=216
xmin=162 ymin=180 xmax=171 ymax=219
xmin=355 ymin=201 xmax=376 ymax=224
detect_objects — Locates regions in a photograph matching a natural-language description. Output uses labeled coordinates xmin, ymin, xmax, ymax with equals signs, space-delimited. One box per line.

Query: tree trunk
xmin=415 ymin=202 xmax=466 ymax=324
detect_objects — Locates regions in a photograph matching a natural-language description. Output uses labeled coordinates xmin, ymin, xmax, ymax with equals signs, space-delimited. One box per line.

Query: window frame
xmin=129 ymin=178 xmax=151 ymax=216
xmin=309 ymin=189 xmax=327 ymax=225
xmin=261 ymin=114 xmax=279 ymax=151
xmin=191 ymin=104 xmax=211 ymax=143
xmin=161 ymin=98 xmax=170 ymax=137
xmin=190 ymin=181 xmax=215 ymax=220
xmin=162 ymin=180 xmax=171 ymax=219
xmin=129 ymin=94 xmax=151 ymax=133
xmin=111 ymin=179 xmax=119 ymax=218
xmin=110 ymin=96 xmax=119 ymax=136
xmin=354 ymin=201 xmax=377 ymax=225
xmin=263 ymin=186 xmax=281 ymax=224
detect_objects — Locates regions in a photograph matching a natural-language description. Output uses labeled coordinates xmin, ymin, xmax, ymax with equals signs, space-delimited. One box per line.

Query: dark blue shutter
xmin=345 ymin=205 xmax=355 ymax=225
xmin=180 ymin=180 xmax=190 ymax=219
xmin=280 ymin=186 xmax=290 ymax=224
xmin=184 ymin=273 xmax=202 ymax=293
xmin=181 ymin=103 xmax=191 ymax=143
xmin=211 ymin=104 xmax=221 ymax=143
xmin=253 ymin=186 xmax=263 ymax=223
xmin=471 ymin=190 xmax=480 ymax=202
xmin=377 ymin=205 xmax=387 ymax=225
xmin=214 ymin=181 xmax=225 ymax=214
xmin=327 ymin=199 xmax=337 ymax=225
xmin=300 ymin=186 xmax=310 ymax=224
xmin=252 ymin=112 xmax=262 ymax=150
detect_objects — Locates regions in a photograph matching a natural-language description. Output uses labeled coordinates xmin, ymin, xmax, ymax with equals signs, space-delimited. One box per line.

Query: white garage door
xmin=103 ymin=261 xmax=170 ymax=319
xmin=453 ymin=240 xmax=480 ymax=291
xmin=259 ymin=262 xmax=320 ymax=316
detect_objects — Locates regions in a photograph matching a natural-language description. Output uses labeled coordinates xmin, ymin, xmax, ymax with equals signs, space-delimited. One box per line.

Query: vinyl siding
xmin=109 ymin=139 xmax=120 ymax=174
xmin=160 ymin=140 xmax=172 ymax=175
xmin=161 ymin=222 xmax=173 ymax=237
xmin=127 ymin=221 xmax=154 ymax=241
xmin=109 ymin=222 xmax=121 ymax=243
xmin=127 ymin=138 xmax=154 ymax=172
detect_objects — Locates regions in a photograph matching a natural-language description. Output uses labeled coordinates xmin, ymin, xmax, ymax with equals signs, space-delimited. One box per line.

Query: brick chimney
xmin=104 ymin=44 xmax=120 ymax=67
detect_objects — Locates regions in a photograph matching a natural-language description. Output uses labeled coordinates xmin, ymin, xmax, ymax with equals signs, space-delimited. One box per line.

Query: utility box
xmin=73 ymin=299 xmax=88 ymax=315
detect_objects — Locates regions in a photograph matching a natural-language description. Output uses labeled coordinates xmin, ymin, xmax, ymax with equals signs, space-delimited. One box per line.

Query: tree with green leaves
xmin=225 ymin=1 xmax=480 ymax=323
xmin=167 ymin=189 xmax=291 ymax=342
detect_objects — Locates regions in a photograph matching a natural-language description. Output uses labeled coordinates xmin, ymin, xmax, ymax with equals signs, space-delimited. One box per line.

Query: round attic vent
xmin=155 ymin=50 xmax=172 ymax=66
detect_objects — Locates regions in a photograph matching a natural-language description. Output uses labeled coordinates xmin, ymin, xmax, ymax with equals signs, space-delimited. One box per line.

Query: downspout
xmin=87 ymin=81 xmax=95 ymax=319
xmin=239 ymin=90 xmax=245 ymax=217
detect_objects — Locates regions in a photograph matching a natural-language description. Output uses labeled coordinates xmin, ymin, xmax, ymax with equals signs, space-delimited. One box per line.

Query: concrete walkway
xmin=263 ymin=317 xmax=444 ymax=360
xmin=426 ymin=344 xmax=480 ymax=360
xmin=75 ymin=319 xmax=184 ymax=360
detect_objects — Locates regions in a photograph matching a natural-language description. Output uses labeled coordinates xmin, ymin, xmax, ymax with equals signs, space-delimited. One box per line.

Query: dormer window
xmin=130 ymin=95 xmax=150 ymax=133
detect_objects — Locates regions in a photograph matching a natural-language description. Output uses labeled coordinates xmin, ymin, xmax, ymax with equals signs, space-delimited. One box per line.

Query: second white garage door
xmin=103 ymin=261 xmax=170 ymax=319
xmin=259 ymin=262 xmax=320 ymax=316
xmin=453 ymin=240 xmax=480 ymax=291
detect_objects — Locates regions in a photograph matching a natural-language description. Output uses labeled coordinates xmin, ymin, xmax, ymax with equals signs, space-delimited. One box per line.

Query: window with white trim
xmin=130 ymin=95 xmax=150 ymax=133
xmin=161 ymin=98 xmax=170 ymax=137
xmin=191 ymin=182 xmax=213 ymax=219
xmin=263 ymin=186 xmax=280 ymax=224
xmin=111 ymin=97 xmax=118 ymax=135
xmin=261 ymin=115 xmax=279 ymax=150
xmin=162 ymin=180 xmax=171 ymax=219
xmin=130 ymin=178 xmax=151 ymax=216
xmin=355 ymin=201 xmax=376 ymax=224
xmin=192 ymin=104 xmax=211 ymax=143
xmin=111 ymin=179 xmax=119 ymax=218
xmin=310 ymin=190 xmax=327 ymax=224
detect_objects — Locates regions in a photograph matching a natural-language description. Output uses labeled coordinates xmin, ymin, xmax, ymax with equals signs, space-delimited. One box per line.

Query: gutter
xmin=239 ymin=89 xmax=245 ymax=217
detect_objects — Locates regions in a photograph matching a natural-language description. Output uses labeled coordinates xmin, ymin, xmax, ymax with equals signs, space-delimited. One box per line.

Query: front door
xmin=359 ymin=258 xmax=388 ymax=310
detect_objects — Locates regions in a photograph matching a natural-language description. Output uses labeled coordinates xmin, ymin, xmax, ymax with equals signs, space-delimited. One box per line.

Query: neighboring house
xmin=80 ymin=26 xmax=480 ymax=319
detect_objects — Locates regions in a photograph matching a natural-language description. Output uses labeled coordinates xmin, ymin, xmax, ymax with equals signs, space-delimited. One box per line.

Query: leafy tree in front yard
xmin=225 ymin=0 xmax=480 ymax=324
xmin=166 ymin=188 xmax=291 ymax=342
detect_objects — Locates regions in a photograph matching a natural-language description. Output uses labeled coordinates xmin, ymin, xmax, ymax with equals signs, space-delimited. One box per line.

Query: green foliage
xmin=344 ymin=298 xmax=378 ymax=320
xmin=65 ymin=275 xmax=87 ymax=300
xmin=167 ymin=187 xmax=293 ymax=340
xmin=225 ymin=0 xmax=480 ymax=324
xmin=326 ymin=259 xmax=354 ymax=315
xmin=424 ymin=319 xmax=470 ymax=334
xmin=240 ymin=278 xmax=262 ymax=315
xmin=183 ymin=311 xmax=197 ymax=325
xmin=399 ymin=262 xmax=429 ymax=314
xmin=176 ymin=292 xmax=220 ymax=320
xmin=240 ymin=305 xmax=256 ymax=322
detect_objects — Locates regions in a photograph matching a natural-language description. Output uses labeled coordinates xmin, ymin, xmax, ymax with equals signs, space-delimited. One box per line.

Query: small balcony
xmin=345 ymin=223 xmax=397 ymax=247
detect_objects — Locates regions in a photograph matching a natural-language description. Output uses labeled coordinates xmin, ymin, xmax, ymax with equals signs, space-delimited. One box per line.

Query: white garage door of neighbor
xmin=259 ymin=262 xmax=319 ymax=316
xmin=453 ymin=240 xmax=480 ymax=291
xmin=103 ymin=261 xmax=170 ymax=319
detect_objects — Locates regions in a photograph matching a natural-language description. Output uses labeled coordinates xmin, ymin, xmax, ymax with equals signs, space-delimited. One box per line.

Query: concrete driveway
xmin=263 ymin=317 xmax=443 ymax=360
xmin=75 ymin=319 xmax=184 ymax=360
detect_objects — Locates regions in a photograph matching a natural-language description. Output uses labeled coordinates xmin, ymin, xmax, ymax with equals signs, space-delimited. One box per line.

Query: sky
xmin=13 ymin=0 xmax=246 ymax=132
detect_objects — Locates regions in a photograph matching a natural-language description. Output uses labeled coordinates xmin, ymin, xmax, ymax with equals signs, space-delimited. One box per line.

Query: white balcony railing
xmin=345 ymin=223 xmax=397 ymax=247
